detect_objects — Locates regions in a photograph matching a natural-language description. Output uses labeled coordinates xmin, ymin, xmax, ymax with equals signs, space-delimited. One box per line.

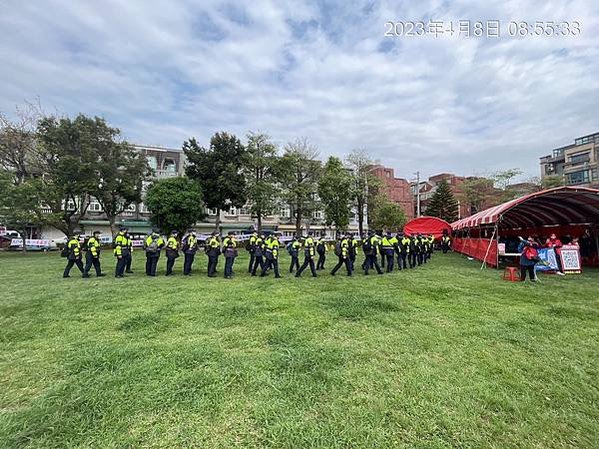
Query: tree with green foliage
xmin=318 ymin=156 xmax=352 ymax=233
xmin=0 ymin=171 xmax=45 ymax=251
xmin=83 ymin=120 xmax=150 ymax=235
xmin=144 ymin=177 xmax=205 ymax=234
xmin=0 ymin=107 xmax=46 ymax=251
xmin=493 ymin=168 xmax=523 ymax=190
xmin=36 ymin=115 xmax=101 ymax=236
xmin=426 ymin=179 xmax=459 ymax=222
xmin=493 ymin=168 xmax=524 ymax=202
xmin=463 ymin=177 xmax=495 ymax=215
xmin=0 ymin=104 xmax=41 ymax=183
xmin=369 ymin=199 xmax=407 ymax=231
xmin=279 ymin=138 xmax=322 ymax=235
xmin=183 ymin=132 xmax=247 ymax=230
xmin=346 ymin=149 xmax=372 ymax=235
xmin=243 ymin=132 xmax=280 ymax=232
xmin=366 ymin=174 xmax=385 ymax=230
xmin=541 ymin=174 xmax=565 ymax=189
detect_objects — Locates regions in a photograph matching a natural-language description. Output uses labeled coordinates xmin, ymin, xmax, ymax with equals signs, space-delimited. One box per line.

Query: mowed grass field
xmin=0 ymin=250 xmax=598 ymax=449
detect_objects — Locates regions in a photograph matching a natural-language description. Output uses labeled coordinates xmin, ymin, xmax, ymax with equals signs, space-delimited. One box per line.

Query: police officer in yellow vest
xmin=144 ymin=230 xmax=165 ymax=276
xmin=250 ymin=233 xmax=265 ymax=276
xmin=206 ymin=231 xmax=221 ymax=277
xmin=377 ymin=231 xmax=387 ymax=269
xmin=223 ymin=231 xmax=238 ymax=279
xmin=422 ymin=234 xmax=430 ymax=262
xmin=83 ymin=230 xmax=104 ymax=278
xmin=331 ymin=233 xmax=352 ymax=276
xmin=407 ymin=234 xmax=416 ymax=267
xmin=349 ymin=234 xmax=360 ymax=271
xmin=261 ymin=232 xmax=281 ymax=278
xmin=296 ymin=232 xmax=318 ymax=277
xmin=316 ymin=233 xmax=327 ymax=270
xmin=427 ymin=234 xmax=435 ymax=260
xmin=288 ymin=234 xmax=301 ymax=273
xmin=114 ymin=227 xmax=129 ymax=278
xmin=364 ymin=230 xmax=383 ymax=275
xmin=164 ymin=230 xmax=179 ymax=276
xmin=381 ymin=231 xmax=397 ymax=273
xmin=247 ymin=232 xmax=258 ymax=273
xmin=441 ymin=231 xmax=451 ymax=253
xmin=182 ymin=229 xmax=198 ymax=276
xmin=397 ymin=232 xmax=410 ymax=270
xmin=63 ymin=231 xmax=84 ymax=278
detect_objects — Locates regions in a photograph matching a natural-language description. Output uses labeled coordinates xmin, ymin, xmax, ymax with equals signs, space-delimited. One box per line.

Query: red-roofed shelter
xmin=450 ymin=186 xmax=599 ymax=267
xmin=404 ymin=216 xmax=452 ymax=239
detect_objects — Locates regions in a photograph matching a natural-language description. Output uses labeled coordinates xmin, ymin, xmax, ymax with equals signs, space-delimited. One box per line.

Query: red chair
xmin=502 ymin=266 xmax=520 ymax=282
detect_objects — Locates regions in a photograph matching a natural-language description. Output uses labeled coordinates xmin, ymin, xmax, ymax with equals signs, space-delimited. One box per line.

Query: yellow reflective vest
xmin=166 ymin=236 xmax=179 ymax=250
xmin=67 ymin=238 xmax=81 ymax=259
xmin=268 ymin=237 xmax=280 ymax=259
xmin=87 ymin=237 xmax=100 ymax=258
xmin=114 ymin=232 xmax=128 ymax=257
xmin=304 ymin=237 xmax=315 ymax=257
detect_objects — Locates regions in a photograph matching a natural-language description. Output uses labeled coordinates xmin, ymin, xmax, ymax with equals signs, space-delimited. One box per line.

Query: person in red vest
xmin=545 ymin=233 xmax=565 ymax=275
xmin=518 ymin=236 xmax=539 ymax=282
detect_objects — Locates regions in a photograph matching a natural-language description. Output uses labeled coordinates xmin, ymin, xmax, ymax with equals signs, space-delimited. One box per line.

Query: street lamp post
xmin=414 ymin=171 xmax=421 ymax=218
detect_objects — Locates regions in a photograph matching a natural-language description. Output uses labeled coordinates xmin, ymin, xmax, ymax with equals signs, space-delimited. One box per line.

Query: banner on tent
xmin=535 ymin=248 xmax=559 ymax=272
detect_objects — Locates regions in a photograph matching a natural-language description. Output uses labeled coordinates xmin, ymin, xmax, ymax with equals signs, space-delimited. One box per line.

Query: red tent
xmin=404 ymin=216 xmax=452 ymax=239
xmin=451 ymin=186 xmax=599 ymax=267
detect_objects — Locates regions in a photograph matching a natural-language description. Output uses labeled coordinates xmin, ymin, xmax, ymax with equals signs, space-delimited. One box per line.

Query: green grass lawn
xmin=0 ymin=250 xmax=598 ymax=448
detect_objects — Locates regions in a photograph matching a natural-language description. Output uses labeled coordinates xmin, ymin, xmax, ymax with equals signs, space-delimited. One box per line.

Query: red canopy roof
xmin=404 ymin=216 xmax=452 ymax=239
xmin=451 ymin=186 xmax=599 ymax=230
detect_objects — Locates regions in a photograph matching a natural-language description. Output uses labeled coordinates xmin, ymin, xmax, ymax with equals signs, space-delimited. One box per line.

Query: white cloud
xmin=1 ymin=0 xmax=598 ymax=181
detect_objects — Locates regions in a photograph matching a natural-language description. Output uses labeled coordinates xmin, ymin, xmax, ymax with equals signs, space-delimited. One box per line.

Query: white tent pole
xmin=480 ymin=223 xmax=498 ymax=270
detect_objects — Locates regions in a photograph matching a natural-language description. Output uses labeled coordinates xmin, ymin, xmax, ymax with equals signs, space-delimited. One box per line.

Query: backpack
xmin=362 ymin=239 xmax=372 ymax=253
xmin=60 ymin=246 xmax=69 ymax=258
xmin=147 ymin=237 xmax=159 ymax=254
xmin=334 ymin=242 xmax=343 ymax=257
xmin=524 ymin=246 xmax=539 ymax=261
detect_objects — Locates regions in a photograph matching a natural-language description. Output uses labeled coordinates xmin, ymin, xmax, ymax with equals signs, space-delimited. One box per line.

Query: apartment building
xmin=540 ymin=132 xmax=599 ymax=188
xmin=368 ymin=165 xmax=414 ymax=220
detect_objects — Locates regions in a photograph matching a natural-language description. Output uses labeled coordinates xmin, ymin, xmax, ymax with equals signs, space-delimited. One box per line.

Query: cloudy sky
xmin=1 ymin=0 xmax=598 ymax=180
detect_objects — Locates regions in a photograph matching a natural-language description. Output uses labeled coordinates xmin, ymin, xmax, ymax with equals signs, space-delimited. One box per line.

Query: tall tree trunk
xmin=215 ymin=208 xmax=221 ymax=232
xmin=66 ymin=221 xmax=75 ymax=238
xmin=108 ymin=216 xmax=118 ymax=238
xmin=21 ymin=225 xmax=27 ymax=253
xmin=295 ymin=208 xmax=302 ymax=236
xmin=257 ymin=213 xmax=262 ymax=233
xmin=357 ymin=198 xmax=364 ymax=235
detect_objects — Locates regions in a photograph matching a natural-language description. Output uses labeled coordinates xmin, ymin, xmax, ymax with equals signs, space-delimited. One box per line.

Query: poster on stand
xmin=560 ymin=245 xmax=582 ymax=274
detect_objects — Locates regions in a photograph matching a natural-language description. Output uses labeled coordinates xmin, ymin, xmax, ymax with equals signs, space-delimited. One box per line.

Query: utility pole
xmin=415 ymin=171 xmax=421 ymax=217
